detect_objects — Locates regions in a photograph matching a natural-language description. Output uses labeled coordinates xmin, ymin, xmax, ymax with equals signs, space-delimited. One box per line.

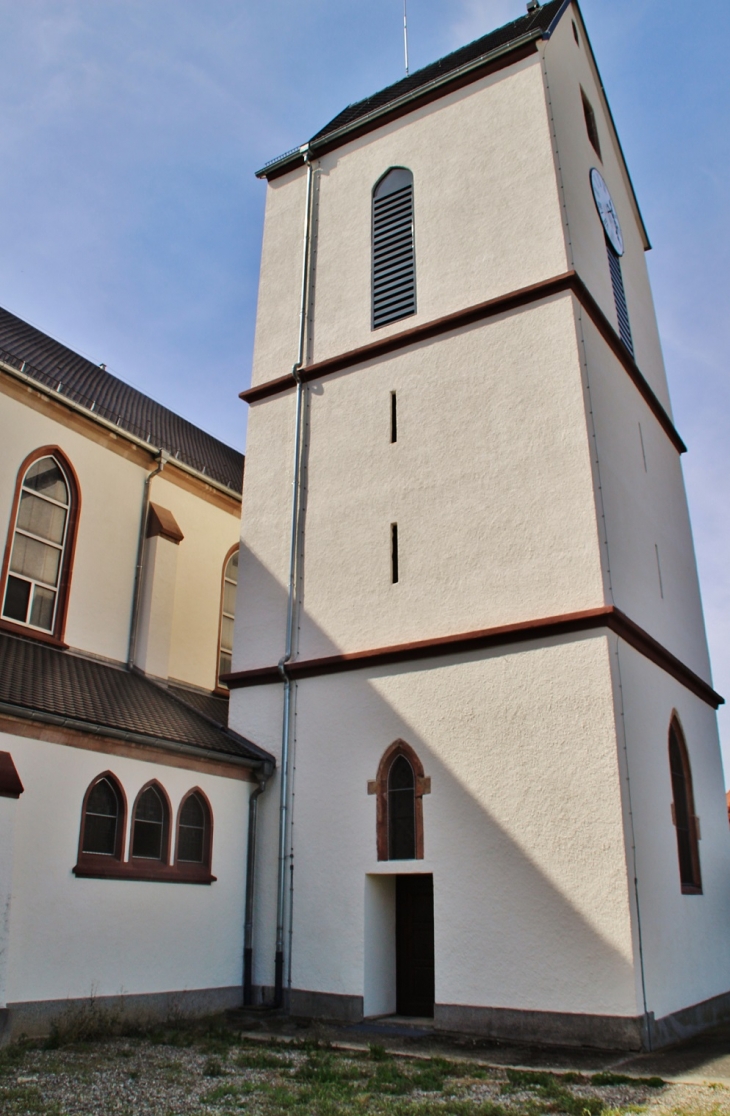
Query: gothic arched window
xmin=370 ymin=740 xmax=430 ymax=861
xmin=218 ymin=547 xmax=239 ymax=682
xmin=669 ymin=716 xmax=702 ymax=894
xmin=131 ymin=782 xmax=170 ymax=862
xmin=1 ymin=448 xmax=80 ymax=640
xmin=372 ymin=168 xmax=416 ymax=330
xmin=79 ymin=773 xmax=126 ymax=860
xmin=176 ymin=789 xmax=212 ymax=867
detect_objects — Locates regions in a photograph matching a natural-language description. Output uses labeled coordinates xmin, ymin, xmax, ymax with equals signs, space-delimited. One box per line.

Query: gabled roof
xmin=0 ymin=306 xmax=244 ymax=495
xmin=257 ymin=0 xmax=567 ymax=179
xmin=0 ymin=632 xmax=273 ymax=770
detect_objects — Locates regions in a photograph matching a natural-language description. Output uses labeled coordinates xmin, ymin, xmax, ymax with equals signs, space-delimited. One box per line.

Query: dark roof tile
xmin=0 ymin=306 xmax=244 ymax=494
xmin=0 ymin=633 xmax=271 ymax=766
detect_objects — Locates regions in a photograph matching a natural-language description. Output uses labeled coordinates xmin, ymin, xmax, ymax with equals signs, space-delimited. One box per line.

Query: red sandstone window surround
xmin=368 ymin=739 xmax=430 ymax=861
xmin=0 ymin=446 xmax=81 ymax=647
xmin=74 ymin=776 xmax=216 ymax=884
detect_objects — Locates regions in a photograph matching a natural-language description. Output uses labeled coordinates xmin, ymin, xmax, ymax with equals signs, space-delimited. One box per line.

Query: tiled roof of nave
xmin=0 ymin=632 xmax=272 ymax=765
xmin=0 ymin=306 xmax=244 ymax=494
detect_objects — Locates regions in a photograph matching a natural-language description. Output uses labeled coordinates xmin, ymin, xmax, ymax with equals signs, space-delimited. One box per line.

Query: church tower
xmin=228 ymin=0 xmax=730 ymax=1048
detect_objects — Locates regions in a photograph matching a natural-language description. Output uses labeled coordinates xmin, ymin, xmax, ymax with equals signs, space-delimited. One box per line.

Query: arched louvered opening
xmin=388 ymin=755 xmax=416 ymax=860
xmin=669 ymin=717 xmax=702 ymax=894
xmin=606 ymin=241 xmax=634 ymax=356
xmin=372 ymin=168 xmax=416 ymax=329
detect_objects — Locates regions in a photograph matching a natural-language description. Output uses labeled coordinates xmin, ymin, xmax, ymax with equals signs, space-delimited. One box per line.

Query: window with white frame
xmin=218 ymin=548 xmax=238 ymax=680
xmin=2 ymin=455 xmax=72 ymax=633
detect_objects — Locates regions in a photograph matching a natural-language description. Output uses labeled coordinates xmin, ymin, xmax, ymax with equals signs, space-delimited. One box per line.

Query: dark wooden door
xmin=395 ymin=874 xmax=434 ymax=1017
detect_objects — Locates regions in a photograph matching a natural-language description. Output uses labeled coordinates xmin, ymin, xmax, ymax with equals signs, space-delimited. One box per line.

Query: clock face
xmin=590 ymin=168 xmax=624 ymax=257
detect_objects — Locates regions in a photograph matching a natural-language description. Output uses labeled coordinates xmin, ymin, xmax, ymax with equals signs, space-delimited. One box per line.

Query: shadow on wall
xmin=229 ymin=545 xmax=639 ymax=1025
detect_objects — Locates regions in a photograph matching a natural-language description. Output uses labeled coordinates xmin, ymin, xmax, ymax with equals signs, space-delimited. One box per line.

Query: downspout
xmin=127 ymin=449 xmax=169 ymax=668
xmin=243 ymin=769 xmax=270 ymax=1005
xmin=274 ymin=145 xmax=314 ymax=1009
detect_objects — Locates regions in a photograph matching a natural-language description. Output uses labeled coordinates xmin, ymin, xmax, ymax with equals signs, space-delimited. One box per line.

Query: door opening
xmin=395 ymin=874 xmax=434 ymax=1017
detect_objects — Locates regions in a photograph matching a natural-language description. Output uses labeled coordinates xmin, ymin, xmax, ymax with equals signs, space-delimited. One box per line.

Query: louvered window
xmin=606 ymin=241 xmax=634 ymax=356
xmin=372 ymin=168 xmax=416 ymax=329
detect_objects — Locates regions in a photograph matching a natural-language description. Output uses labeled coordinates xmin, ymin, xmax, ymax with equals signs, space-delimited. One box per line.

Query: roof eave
xmin=0 ymin=698 xmax=275 ymax=772
xmin=256 ymin=28 xmax=544 ymax=180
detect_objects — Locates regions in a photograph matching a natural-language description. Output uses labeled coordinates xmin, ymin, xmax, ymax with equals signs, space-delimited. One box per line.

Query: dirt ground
xmin=2 ymin=1020 xmax=730 ymax=1116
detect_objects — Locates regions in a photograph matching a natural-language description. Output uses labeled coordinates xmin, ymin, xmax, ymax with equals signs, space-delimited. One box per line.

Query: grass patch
xmin=591 ymin=1073 xmax=665 ymax=1089
xmin=203 ymin=1056 xmax=226 ymax=1077
xmin=235 ymin=1047 xmax=294 ymax=1070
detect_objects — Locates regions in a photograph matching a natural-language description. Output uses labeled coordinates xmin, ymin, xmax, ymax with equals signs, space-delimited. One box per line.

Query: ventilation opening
xmin=373 ymin=169 xmax=416 ymax=330
xmin=581 ymin=89 xmax=601 ymax=159
xmin=572 ymin=20 xmax=580 ymax=45
xmin=606 ymin=241 xmax=633 ymax=355
xmin=391 ymin=523 xmax=399 ymax=584
xmin=391 ymin=392 xmax=397 ymax=443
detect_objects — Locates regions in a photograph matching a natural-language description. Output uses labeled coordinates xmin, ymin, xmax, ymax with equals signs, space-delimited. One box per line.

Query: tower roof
xmin=257 ymin=0 xmax=567 ymax=180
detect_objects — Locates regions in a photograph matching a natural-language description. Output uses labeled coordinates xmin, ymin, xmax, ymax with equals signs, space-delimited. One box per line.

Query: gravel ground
xmin=1 ymin=1029 xmax=730 ymax=1116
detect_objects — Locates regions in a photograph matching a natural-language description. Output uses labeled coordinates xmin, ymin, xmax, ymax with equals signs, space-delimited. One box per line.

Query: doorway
xmin=395 ymin=874 xmax=434 ymax=1017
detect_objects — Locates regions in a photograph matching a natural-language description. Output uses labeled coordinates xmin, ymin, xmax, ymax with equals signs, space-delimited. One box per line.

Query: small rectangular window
xmin=391 ymin=392 xmax=397 ymax=443
xmin=581 ymin=89 xmax=601 ymax=159
xmin=391 ymin=523 xmax=399 ymax=584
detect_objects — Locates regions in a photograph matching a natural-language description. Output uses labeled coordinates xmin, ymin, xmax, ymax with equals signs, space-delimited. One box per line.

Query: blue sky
xmin=0 ymin=1 xmax=729 ymax=769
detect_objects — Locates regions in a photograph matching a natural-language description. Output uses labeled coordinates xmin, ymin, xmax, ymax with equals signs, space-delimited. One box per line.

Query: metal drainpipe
xmin=127 ymin=449 xmax=169 ymax=668
xmin=274 ymin=145 xmax=314 ymax=1009
xmin=243 ymin=771 xmax=269 ymax=1005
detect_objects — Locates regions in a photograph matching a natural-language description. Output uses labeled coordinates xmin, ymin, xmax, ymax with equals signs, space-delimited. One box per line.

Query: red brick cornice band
xmin=222 ymin=605 xmax=723 ymax=709
xmin=241 ymin=271 xmax=686 ymax=455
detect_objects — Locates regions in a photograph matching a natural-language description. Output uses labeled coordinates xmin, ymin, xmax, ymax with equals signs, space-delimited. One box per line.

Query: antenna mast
xmin=403 ymin=0 xmax=409 ymax=76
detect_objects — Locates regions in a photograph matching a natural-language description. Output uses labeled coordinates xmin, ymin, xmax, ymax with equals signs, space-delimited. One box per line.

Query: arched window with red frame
xmin=130 ymin=781 xmax=171 ymax=863
xmin=217 ymin=546 xmax=239 ymax=684
xmin=369 ymin=740 xmax=430 ymax=861
xmin=669 ymin=716 xmax=702 ymax=894
xmin=1 ymin=447 xmax=80 ymax=643
xmin=175 ymin=789 xmax=213 ymax=872
xmin=78 ymin=772 xmax=126 ymax=862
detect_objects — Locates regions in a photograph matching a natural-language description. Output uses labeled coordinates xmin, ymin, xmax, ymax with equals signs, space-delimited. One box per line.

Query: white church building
xmin=1 ymin=0 xmax=729 ymax=1053
xmin=225 ymin=0 xmax=730 ymax=1050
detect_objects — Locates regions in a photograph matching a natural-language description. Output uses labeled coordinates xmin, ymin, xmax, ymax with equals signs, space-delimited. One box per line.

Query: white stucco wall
xmin=2 ymin=732 xmax=251 ymax=1005
xmin=0 ymin=385 xmax=240 ymax=691
xmin=252 ymin=52 xmax=567 ymax=386
xmin=238 ymin=294 xmax=605 ymax=667
xmin=541 ymin=4 xmax=670 ymax=411
xmin=0 ymin=796 xmax=17 ymax=1008
xmin=614 ymin=640 xmax=730 ymax=1022
xmin=231 ymin=634 xmax=640 ymax=1019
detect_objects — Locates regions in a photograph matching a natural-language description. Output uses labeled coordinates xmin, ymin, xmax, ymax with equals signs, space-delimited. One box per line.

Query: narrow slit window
xmin=391 ymin=523 xmax=399 ymax=584
xmin=391 ymin=392 xmax=397 ymax=443
xmin=581 ymin=89 xmax=601 ymax=159
xmin=606 ymin=241 xmax=634 ymax=355
xmin=372 ymin=168 xmax=416 ymax=329
xmin=572 ymin=20 xmax=580 ymax=45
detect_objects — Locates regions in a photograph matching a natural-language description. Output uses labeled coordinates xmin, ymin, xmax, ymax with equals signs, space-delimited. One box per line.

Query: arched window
xmin=669 ymin=717 xmax=702 ymax=894
xmin=176 ymin=789 xmax=212 ymax=868
xmin=1 ymin=449 xmax=79 ymax=639
xmin=372 ymin=168 xmax=416 ymax=330
xmin=78 ymin=773 xmax=125 ymax=861
xmin=131 ymin=783 xmax=170 ymax=862
xmin=218 ymin=547 xmax=239 ymax=682
xmin=369 ymin=740 xmax=430 ymax=861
